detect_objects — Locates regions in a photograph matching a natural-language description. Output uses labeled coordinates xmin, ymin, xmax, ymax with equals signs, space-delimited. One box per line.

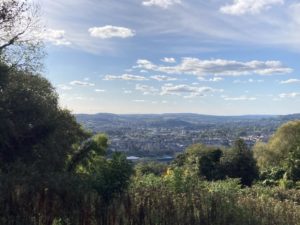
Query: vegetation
xmin=0 ymin=0 xmax=43 ymax=72
xmin=171 ymin=139 xmax=258 ymax=186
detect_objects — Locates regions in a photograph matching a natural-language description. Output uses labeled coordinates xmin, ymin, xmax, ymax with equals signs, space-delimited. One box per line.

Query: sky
xmin=39 ymin=0 xmax=300 ymax=115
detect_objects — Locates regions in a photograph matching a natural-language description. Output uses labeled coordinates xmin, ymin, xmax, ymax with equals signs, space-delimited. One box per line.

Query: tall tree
xmin=221 ymin=139 xmax=258 ymax=186
xmin=0 ymin=0 xmax=43 ymax=71
xmin=0 ymin=62 xmax=89 ymax=173
xmin=254 ymin=120 xmax=300 ymax=181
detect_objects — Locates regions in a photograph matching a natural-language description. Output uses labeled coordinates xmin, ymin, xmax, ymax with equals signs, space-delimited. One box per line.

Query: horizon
xmin=40 ymin=0 xmax=300 ymax=115
xmin=75 ymin=112 xmax=299 ymax=117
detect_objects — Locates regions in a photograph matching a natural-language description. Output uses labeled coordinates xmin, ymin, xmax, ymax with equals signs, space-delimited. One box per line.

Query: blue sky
xmin=40 ymin=0 xmax=300 ymax=115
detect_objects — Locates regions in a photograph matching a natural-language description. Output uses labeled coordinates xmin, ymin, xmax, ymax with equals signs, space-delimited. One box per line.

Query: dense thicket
xmin=254 ymin=120 xmax=300 ymax=182
xmin=171 ymin=139 xmax=258 ymax=186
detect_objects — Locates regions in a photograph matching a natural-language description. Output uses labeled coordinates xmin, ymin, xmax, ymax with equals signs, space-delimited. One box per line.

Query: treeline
xmin=0 ymin=1 xmax=300 ymax=224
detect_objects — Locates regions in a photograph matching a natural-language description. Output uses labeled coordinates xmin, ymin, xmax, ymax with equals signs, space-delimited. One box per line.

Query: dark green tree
xmin=221 ymin=139 xmax=258 ymax=186
xmin=0 ymin=62 xmax=133 ymax=224
xmin=0 ymin=62 xmax=89 ymax=173
xmin=174 ymin=144 xmax=224 ymax=180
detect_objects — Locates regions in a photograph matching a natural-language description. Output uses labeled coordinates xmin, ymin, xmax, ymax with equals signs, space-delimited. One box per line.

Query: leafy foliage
xmin=254 ymin=120 xmax=300 ymax=181
xmin=222 ymin=139 xmax=259 ymax=186
xmin=0 ymin=62 xmax=133 ymax=224
xmin=172 ymin=140 xmax=258 ymax=185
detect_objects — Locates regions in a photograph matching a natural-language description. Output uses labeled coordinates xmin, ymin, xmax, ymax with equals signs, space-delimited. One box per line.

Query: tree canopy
xmin=254 ymin=120 xmax=300 ymax=181
xmin=0 ymin=0 xmax=43 ymax=71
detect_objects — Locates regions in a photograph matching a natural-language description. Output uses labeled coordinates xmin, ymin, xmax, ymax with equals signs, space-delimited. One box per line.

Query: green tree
xmin=254 ymin=120 xmax=300 ymax=181
xmin=0 ymin=62 xmax=89 ymax=173
xmin=0 ymin=62 xmax=133 ymax=224
xmin=173 ymin=144 xmax=224 ymax=180
xmin=221 ymin=139 xmax=258 ymax=186
xmin=135 ymin=161 xmax=168 ymax=176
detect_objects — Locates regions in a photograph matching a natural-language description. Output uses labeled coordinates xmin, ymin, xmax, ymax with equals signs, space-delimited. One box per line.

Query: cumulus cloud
xmin=209 ymin=77 xmax=224 ymax=82
xmin=220 ymin=0 xmax=284 ymax=15
xmin=103 ymin=74 xmax=148 ymax=81
xmin=135 ymin=84 xmax=158 ymax=95
xmin=39 ymin=29 xmax=71 ymax=46
xmin=233 ymin=78 xmax=264 ymax=83
xmin=135 ymin=59 xmax=156 ymax=70
xmin=70 ymin=80 xmax=95 ymax=86
xmin=279 ymin=92 xmax=300 ymax=98
xmin=57 ymin=84 xmax=72 ymax=90
xmin=95 ymin=89 xmax=106 ymax=92
xmin=160 ymin=84 xmax=220 ymax=98
xmin=135 ymin=58 xmax=292 ymax=77
xmin=222 ymin=95 xmax=257 ymax=101
xmin=123 ymin=90 xmax=132 ymax=94
xmin=151 ymin=75 xmax=177 ymax=81
xmin=133 ymin=99 xmax=146 ymax=102
xmin=161 ymin=57 xmax=176 ymax=63
xmin=142 ymin=0 xmax=181 ymax=8
xmin=89 ymin=26 xmax=135 ymax=39
xmin=280 ymin=79 xmax=300 ymax=84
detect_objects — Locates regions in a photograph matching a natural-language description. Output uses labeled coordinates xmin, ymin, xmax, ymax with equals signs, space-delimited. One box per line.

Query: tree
xmin=135 ymin=161 xmax=168 ymax=176
xmin=173 ymin=144 xmax=224 ymax=180
xmin=0 ymin=62 xmax=133 ymax=224
xmin=0 ymin=0 xmax=43 ymax=71
xmin=254 ymin=120 xmax=300 ymax=181
xmin=0 ymin=62 xmax=90 ymax=173
xmin=221 ymin=139 xmax=258 ymax=186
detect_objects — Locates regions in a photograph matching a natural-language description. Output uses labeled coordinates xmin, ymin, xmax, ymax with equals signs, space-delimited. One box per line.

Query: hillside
xmin=76 ymin=113 xmax=300 ymax=156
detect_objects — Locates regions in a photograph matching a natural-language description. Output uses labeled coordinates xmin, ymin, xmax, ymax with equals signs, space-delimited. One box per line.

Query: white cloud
xmin=220 ymin=0 xmax=284 ymax=15
xmin=160 ymin=84 xmax=219 ymax=98
xmin=197 ymin=77 xmax=224 ymax=82
xmin=39 ymin=29 xmax=71 ymax=46
xmin=151 ymin=75 xmax=177 ymax=81
xmin=135 ymin=59 xmax=156 ymax=70
xmin=142 ymin=0 xmax=181 ymax=8
xmin=123 ymin=90 xmax=132 ymax=94
xmin=279 ymin=92 xmax=300 ymax=98
xmin=103 ymin=74 xmax=148 ymax=81
xmin=135 ymin=58 xmax=292 ymax=77
xmin=95 ymin=89 xmax=106 ymax=92
xmin=88 ymin=26 xmax=135 ymax=39
xmin=133 ymin=99 xmax=146 ymax=102
xmin=209 ymin=77 xmax=224 ymax=82
xmin=57 ymin=84 xmax=72 ymax=90
xmin=161 ymin=57 xmax=176 ymax=63
xmin=70 ymin=80 xmax=95 ymax=86
xmin=223 ymin=95 xmax=257 ymax=101
xmin=136 ymin=84 xmax=158 ymax=95
xmin=233 ymin=78 xmax=264 ymax=83
xmin=280 ymin=79 xmax=300 ymax=84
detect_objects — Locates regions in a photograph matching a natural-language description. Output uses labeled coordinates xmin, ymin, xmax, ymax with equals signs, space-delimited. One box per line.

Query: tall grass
xmin=0 ymin=175 xmax=299 ymax=225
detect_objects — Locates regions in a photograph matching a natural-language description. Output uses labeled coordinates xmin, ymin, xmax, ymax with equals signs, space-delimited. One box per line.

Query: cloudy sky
xmin=40 ymin=0 xmax=300 ymax=115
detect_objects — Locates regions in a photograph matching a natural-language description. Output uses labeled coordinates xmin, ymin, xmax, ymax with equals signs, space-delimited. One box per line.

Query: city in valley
xmin=77 ymin=113 xmax=300 ymax=159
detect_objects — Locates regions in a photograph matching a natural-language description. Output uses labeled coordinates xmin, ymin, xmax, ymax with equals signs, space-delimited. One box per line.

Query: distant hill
xmin=76 ymin=113 xmax=300 ymax=127
xmin=75 ymin=113 xmax=300 ymax=157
